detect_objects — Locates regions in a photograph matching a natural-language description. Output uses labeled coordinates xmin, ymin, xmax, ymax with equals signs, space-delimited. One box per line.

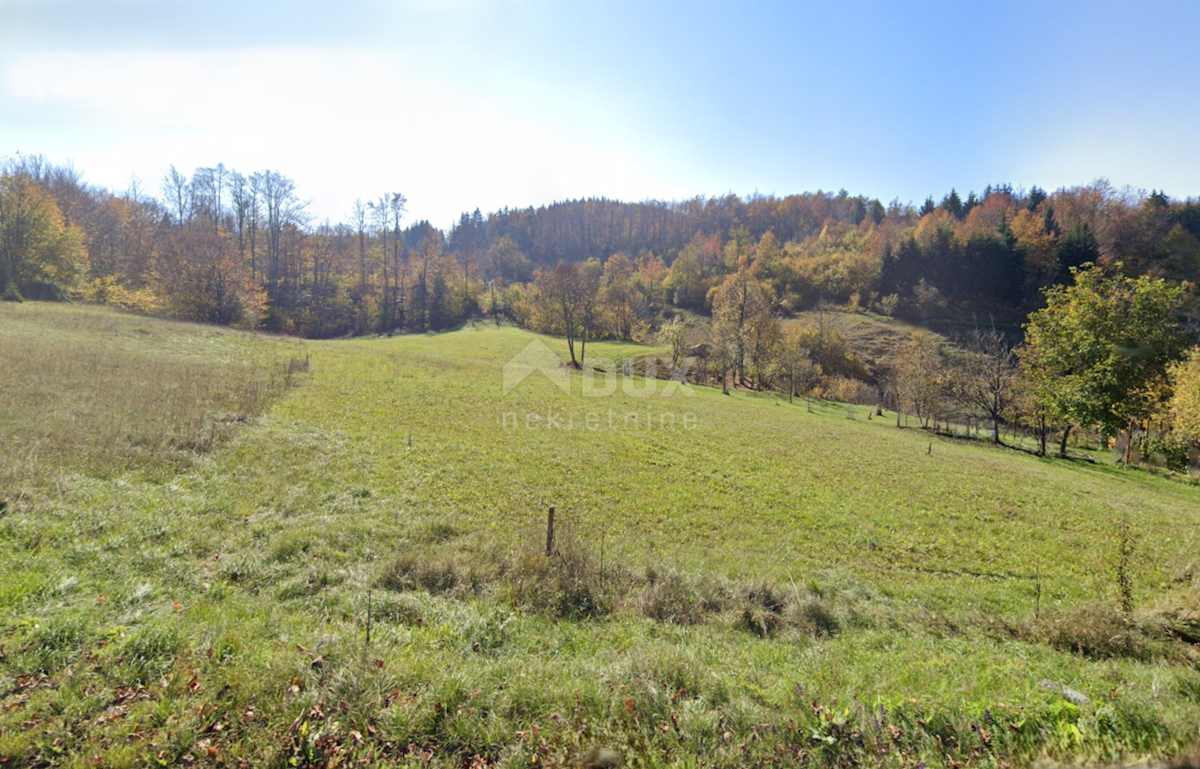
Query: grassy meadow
xmin=2 ymin=302 xmax=1200 ymax=768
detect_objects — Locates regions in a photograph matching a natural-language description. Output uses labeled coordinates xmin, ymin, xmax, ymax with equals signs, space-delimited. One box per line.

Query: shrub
xmin=20 ymin=280 xmax=67 ymax=302
xmin=735 ymin=580 xmax=788 ymax=638
xmin=637 ymin=570 xmax=704 ymax=624
xmin=1145 ymin=435 xmax=1195 ymax=473
xmin=821 ymin=376 xmax=880 ymax=406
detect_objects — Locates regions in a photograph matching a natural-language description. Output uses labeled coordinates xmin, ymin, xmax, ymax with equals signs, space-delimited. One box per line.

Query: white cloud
xmin=0 ymin=47 xmax=683 ymax=227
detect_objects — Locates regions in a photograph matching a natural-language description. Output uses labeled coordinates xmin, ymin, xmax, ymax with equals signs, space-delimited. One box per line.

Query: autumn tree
xmin=664 ymin=234 xmax=706 ymax=308
xmin=1167 ymin=348 xmax=1200 ymax=448
xmin=891 ymin=332 xmax=946 ymax=428
xmin=599 ymin=253 xmax=648 ymax=341
xmin=576 ymin=260 xmax=603 ymax=365
xmin=538 ymin=262 xmax=591 ymax=368
xmin=659 ymin=316 xmax=687 ymax=381
xmin=486 ymin=235 xmax=531 ymax=283
xmin=351 ymin=199 xmax=370 ymax=291
xmin=255 ymin=170 xmax=305 ymax=315
xmin=777 ymin=326 xmax=822 ymax=408
xmin=1019 ymin=265 xmax=1187 ymax=454
xmin=709 ymin=320 xmax=739 ymax=395
xmin=0 ymin=172 xmax=86 ymax=299
xmin=745 ymin=306 xmax=781 ymax=390
xmin=388 ymin=193 xmax=409 ymax=328
xmin=913 ymin=278 xmax=940 ymax=323
xmin=710 ymin=269 xmax=773 ymax=384
xmin=158 ymin=223 xmax=265 ymax=326
xmin=369 ymin=195 xmax=393 ymax=329
xmin=161 ymin=164 xmax=190 ymax=228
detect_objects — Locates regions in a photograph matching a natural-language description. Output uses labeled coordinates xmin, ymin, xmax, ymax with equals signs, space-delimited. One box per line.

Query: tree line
xmin=3 ymin=153 xmax=1197 ymax=466
xmin=4 ymin=155 xmax=1198 ymax=334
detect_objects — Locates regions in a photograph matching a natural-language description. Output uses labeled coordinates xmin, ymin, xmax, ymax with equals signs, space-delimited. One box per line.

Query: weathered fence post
xmin=546 ymin=505 xmax=556 ymax=557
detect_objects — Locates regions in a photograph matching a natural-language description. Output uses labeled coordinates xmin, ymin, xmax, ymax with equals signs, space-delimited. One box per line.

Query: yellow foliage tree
xmin=0 ymin=173 xmax=86 ymax=299
xmin=1168 ymin=347 xmax=1200 ymax=447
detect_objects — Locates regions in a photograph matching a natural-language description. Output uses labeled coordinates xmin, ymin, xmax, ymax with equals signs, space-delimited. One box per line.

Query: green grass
xmin=2 ymin=304 xmax=1200 ymax=768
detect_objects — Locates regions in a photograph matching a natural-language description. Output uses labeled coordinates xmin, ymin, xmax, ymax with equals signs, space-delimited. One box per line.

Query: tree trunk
xmin=1058 ymin=425 xmax=1072 ymax=458
xmin=564 ymin=312 xmax=578 ymax=368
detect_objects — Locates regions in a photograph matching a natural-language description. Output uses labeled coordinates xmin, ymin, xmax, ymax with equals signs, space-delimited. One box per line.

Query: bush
xmin=20 ymin=280 xmax=66 ymax=301
xmin=735 ymin=580 xmax=788 ymax=637
xmin=820 ymin=376 xmax=879 ymax=406
xmin=1145 ymin=435 xmax=1195 ymax=473
xmin=637 ymin=570 xmax=705 ymax=624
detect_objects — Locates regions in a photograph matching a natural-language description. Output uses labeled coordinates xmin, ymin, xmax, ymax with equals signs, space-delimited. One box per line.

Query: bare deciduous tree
xmin=950 ymin=327 xmax=1019 ymax=444
xmin=160 ymin=165 xmax=190 ymax=228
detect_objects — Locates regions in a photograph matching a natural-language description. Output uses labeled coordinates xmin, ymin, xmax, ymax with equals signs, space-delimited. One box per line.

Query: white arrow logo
xmin=502 ymin=339 xmax=571 ymax=395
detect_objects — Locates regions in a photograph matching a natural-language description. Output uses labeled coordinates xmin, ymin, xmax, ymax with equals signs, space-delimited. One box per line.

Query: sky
xmin=1 ymin=0 xmax=1199 ymax=229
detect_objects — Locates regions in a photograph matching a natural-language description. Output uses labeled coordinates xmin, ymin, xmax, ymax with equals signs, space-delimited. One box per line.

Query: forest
xmin=2 ymin=154 xmax=1199 ymax=467
xmin=3 ymin=155 xmax=1198 ymax=334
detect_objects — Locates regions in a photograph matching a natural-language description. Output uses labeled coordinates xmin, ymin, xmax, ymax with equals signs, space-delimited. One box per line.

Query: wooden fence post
xmin=546 ymin=505 xmax=556 ymax=557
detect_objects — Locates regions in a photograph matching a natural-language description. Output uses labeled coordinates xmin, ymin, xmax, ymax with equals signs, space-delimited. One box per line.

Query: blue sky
xmin=1 ymin=0 xmax=1198 ymax=228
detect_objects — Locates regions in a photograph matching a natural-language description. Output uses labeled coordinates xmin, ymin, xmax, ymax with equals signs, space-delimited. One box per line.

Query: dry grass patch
xmin=0 ymin=306 xmax=304 ymax=494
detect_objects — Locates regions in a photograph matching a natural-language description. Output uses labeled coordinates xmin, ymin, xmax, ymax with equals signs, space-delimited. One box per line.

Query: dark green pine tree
xmin=471 ymin=207 xmax=485 ymax=241
xmin=880 ymin=236 xmax=922 ymax=296
xmin=941 ymin=189 xmax=964 ymax=219
xmin=963 ymin=191 xmax=980 ymax=217
xmin=1057 ymin=222 xmax=1100 ymax=282
xmin=1026 ymin=185 xmax=1048 ymax=211
xmin=1042 ymin=204 xmax=1059 ymax=236
xmin=919 ymin=197 xmax=937 ymax=217
xmin=1176 ymin=202 xmax=1200 ymax=238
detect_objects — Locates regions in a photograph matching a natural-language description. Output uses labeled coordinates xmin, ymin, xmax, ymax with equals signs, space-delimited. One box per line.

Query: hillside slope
xmin=2 ymin=304 xmax=1199 ymax=768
